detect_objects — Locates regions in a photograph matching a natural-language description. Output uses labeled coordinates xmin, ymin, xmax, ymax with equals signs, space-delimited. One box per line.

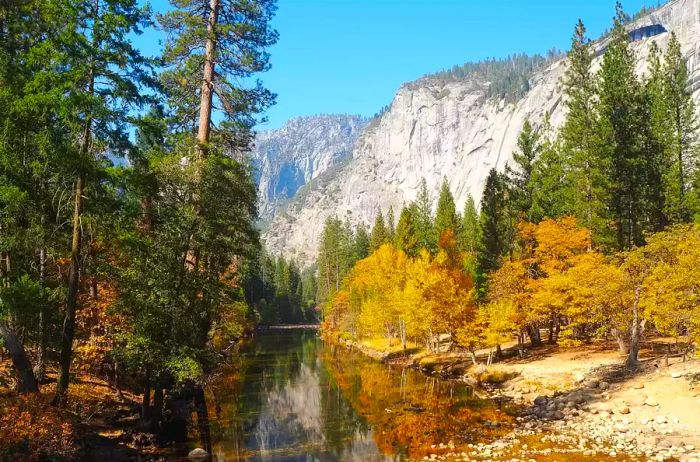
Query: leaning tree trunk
xmin=0 ymin=321 xmax=39 ymax=393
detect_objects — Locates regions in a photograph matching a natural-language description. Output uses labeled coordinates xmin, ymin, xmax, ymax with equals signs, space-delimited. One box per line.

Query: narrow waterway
xmin=201 ymin=330 xmax=507 ymax=461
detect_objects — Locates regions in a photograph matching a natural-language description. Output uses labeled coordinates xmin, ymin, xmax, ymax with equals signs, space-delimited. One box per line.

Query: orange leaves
xmin=74 ymin=281 xmax=127 ymax=372
xmin=0 ymin=394 xmax=76 ymax=460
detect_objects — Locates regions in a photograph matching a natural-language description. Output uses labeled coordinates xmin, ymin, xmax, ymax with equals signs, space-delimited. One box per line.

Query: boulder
xmin=188 ymin=448 xmax=209 ymax=460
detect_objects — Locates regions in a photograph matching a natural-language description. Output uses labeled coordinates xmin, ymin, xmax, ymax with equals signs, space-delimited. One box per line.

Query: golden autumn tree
xmin=420 ymin=230 xmax=478 ymax=350
xmin=639 ymin=225 xmax=700 ymax=350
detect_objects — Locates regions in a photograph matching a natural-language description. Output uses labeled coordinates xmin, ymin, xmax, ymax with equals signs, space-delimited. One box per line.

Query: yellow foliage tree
xmin=639 ymin=225 xmax=700 ymax=350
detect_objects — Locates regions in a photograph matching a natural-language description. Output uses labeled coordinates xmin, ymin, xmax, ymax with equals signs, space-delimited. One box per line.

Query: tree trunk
xmin=89 ymin=277 xmax=98 ymax=300
xmin=141 ymin=371 xmax=151 ymax=421
xmin=114 ymin=359 xmax=124 ymax=400
xmin=196 ymin=0 xmax=220 ymax=158
xmin=151 ymin=382 xmax=164 ymax=432
xmin=55 ymin=172 xmax=85 ymax=404
xmin=36 ymin=247 xmax=47 ymax=381
xmin=625 ymin=286 xmax=643 ymax=367
xmin=0 ymin=321 xmax=39 ymax=393
xmin=194 ymin=386 xmax=212 ymax=455
xmin=517 ymin=332 xmax=524 ymax=358
xmin=527 ymin=325 xmax=542 ymax=347
xmin=469 ymin=349 xmax=478 ymax=365
xmin=399 ymin=319 xmax=406 ymax=350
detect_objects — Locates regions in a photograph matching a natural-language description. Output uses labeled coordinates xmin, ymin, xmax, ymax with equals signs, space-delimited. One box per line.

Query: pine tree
xmin=476 ymin=169 xmax=511 ymax=294
xmin=530 ymin=116 xmax=573 ymax=221
xmin=597 ymin=3 xmax=662 ymax=249
xmin=54 ymin=0 xmax=155 ymax=404
xmin=658 ymin=33 xmax=698 ymax=222
xmin=386 ymin=206 xmax=396 ymax=242
xmin=316 ymin=216 xmax=352 ymax=303
xmin=159 ymin=0 xmax=277 ymax=156
xmin=414 ymin=179 xmax=436 ymax=253
xmin=352 ymin=224 xmax=370 ymax=263
xmin=394 ymin=204 xmax=419 ymax=256
xmin=460 ymin=195 xmax=480 ymax=254
xmin=561 ymin=18 xmax=610 ymax=246
xmin=434 ymin=177 xmax=461 ymax=240
xmin=506 ymin=120 xmax=540 ymax=220
xmin=369 ymin=209 xmax=389 ymax=252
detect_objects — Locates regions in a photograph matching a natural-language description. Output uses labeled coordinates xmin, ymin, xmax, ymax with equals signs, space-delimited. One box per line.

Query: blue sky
xmin=136 ymin=0 xmax=654 ymax=130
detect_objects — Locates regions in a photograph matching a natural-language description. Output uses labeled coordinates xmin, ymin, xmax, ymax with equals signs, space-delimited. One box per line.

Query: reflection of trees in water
xmin=209 ymin=331 xmax=392 ymax=461
xmin=320 ymin=345 xmax=506 ymax=459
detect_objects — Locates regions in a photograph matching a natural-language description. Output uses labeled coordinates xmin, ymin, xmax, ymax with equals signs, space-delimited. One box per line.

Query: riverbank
xmin=0 ymin=360 xmax=168 ymax=462
xmin=329 ymin=333 xmax=700 ymax=461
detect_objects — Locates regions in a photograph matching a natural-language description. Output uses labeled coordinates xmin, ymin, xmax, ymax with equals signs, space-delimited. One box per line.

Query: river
xmin=200 ymin=329 xmax=508 ymax=461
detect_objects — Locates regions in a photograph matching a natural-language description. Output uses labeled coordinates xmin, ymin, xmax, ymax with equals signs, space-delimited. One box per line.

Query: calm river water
xmin=203 ymin=330 xmax=504 ymax=462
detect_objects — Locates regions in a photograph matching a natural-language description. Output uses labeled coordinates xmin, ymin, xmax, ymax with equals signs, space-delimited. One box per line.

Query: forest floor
xmin=0 ymin=360 xmax=173 ymax=462
xmin=341 ymin=336 xmax=700 ymax=461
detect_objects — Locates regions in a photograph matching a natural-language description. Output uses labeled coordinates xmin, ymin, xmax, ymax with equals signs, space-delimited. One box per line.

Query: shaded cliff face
xmin=252 ymin=115 xmax=367 ymax=220
xmin=263 ymin=0 xmax=700 ymax=267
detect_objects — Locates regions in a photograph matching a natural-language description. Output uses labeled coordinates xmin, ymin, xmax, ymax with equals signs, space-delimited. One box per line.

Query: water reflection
xmin=206 ymin=331 xmax=505 ymax=461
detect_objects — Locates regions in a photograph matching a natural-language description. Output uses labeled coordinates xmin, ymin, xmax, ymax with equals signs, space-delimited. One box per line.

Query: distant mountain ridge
xmin=252 ymin=114 xmax=367 ymax=221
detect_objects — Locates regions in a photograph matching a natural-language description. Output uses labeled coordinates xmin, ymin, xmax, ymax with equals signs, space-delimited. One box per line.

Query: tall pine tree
xmin=414 ymin=178 xmax=436 ymax=253
xmin=434 ymin=177 xmax=461 ymax=240
xmin=561 ymin=18 xmax=610 ymax=246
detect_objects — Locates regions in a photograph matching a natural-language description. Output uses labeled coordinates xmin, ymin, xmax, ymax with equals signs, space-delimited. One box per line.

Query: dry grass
xmin=360 ymin=336 xmax=418 ymax=353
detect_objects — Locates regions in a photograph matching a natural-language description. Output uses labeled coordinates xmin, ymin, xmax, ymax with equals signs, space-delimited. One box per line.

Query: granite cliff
xmin=262 ymin=0 xmax=700 ymax=266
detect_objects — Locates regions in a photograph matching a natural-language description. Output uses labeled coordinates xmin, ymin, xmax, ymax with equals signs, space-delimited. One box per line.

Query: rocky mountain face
xmin=252 ymin=115 xmax=367 ymax=220
xmin=262 ymin=0 xmax=700 ymax=267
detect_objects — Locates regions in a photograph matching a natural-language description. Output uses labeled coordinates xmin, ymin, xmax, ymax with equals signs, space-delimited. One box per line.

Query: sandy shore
xmin=431 ymin=346 xmax=700 ymax=461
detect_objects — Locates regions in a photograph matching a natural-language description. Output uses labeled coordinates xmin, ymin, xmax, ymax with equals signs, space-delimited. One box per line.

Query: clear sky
xmin=137 ymin=0 xmax=654 ymax=130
